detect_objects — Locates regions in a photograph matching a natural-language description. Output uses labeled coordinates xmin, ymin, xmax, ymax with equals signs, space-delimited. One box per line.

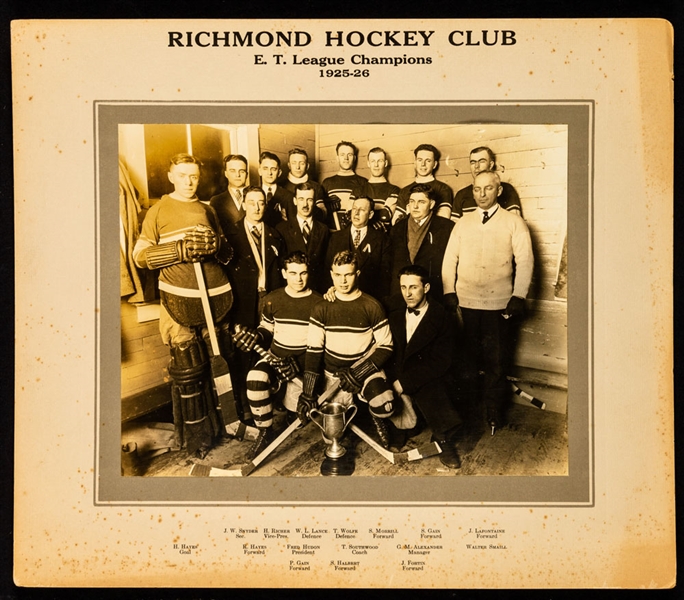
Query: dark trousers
xmin=460 ymin=307 xmax=512 ymax=419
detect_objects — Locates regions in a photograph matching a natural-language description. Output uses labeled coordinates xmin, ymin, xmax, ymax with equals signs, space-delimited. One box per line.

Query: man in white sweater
xmin=441 ymin=170 xmax=533 ymax=433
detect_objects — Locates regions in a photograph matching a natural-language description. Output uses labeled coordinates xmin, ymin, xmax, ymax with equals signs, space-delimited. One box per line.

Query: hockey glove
xmin=182 ymin=224 xmax=218 ymax=262
xmin=233 ymin=326 xmax=261 ymax=352
xmin=327 ymin=194 xmax=341 ymax=213
xmin=272 ymin=356 xmax=300 ymax=382
xmin=297 ymin=371 xmax=320 ymax=423
xmin=336 ymin=359 xmax=378 ymax=394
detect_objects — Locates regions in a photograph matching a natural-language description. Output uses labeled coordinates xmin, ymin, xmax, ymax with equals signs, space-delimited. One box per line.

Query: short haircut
xmin=242 ymin=185 xmax=266 ymax=201
xmin=288 ymin=147 xmax=309 ymax=161
xmin=414 ymin=143 xmax=440 ymax=162
xmin=223 ymin=154 xmax=248 ymax=168
xmin=282 ymin=250 xmax=310 ymax=269
xmin=295 ymin=181 xmax=316 ymax=194
xmin=470 ymin=146 xmax=496 ymax=164
xmin=352 ymin=196 xmax=374 ymax=211
xmin=336 ymin=140 xmax=358 ymax=155
xmin=331 ymin=249 xmax=359 ymax=271
xmin=259 ymin=151 xmax=281 ymax=166
xmin=169 ymin=153 xmax=201 ymax=168
xmin=398 ymin=264 xmax=430 ymax=284
xmin=408 ymin=182 xmax=435 ymax=200
xmin=367 ymin=147 xmax=387 ymax=159
xmin=474 ymin=170 xmax=501 ymax=186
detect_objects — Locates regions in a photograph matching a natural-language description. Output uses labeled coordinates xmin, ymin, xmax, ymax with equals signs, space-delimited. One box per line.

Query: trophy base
xmin=320 ymin=452 xmax=355 ymax=477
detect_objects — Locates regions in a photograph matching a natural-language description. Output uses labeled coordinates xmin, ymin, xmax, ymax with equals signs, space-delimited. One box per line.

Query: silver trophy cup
xmin=310 ymin=402 xmax=357 ymax=459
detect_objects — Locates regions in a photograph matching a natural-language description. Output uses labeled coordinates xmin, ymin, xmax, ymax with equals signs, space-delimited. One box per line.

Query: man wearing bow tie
xmin=386 ymin=265 xmax=463 ymax=468
xmin=441 ymin=170 xmax=533 ymax=433
xmin=325 ymin=196 xmax=391 ymax=302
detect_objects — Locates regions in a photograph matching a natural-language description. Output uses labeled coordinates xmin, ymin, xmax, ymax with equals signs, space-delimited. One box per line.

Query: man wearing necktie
xmin=388 ymin=183 xmax=454 ymax=309
xmin=223 ymin=186 xmax=285 ymax=421
xmin=442 ymin=171 xmax=534 ymax=434
xmin=276 ymin=182 xmax=329 ymax=293
xmin=325 ymin=196 xmax=391 ymax=302
xmin=210 ymin=154 xmax=249 ymax=228
xmin=258 ymin=151 xmax=291 ymax=228
xmin=386 ymin=265 xmax=463 ymax=467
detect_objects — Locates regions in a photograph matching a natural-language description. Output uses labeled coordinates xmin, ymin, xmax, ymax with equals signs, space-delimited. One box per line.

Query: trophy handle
xmin=344 ymin=404 xmax=358 ymax=426
xmin=308 ymin=407 xmax=326 ymax=434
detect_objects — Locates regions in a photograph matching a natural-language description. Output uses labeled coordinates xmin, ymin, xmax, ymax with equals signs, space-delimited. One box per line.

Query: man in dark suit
xmin=388 ymin=183 xmax=454 ymax=309
xmin=282 ymin=147 xmax=328 ymax=223
xmin=258 ymin=151 xmax=291 ymax=228
xmin=276 ymin=182 xmax=329 ymax=293
xmin=223 ymin=186 xmax=285 ymax=421
xmin=223 ymin=186 xmax=285 ymax=330
xmin=210 ymin=154 xmax=248 ymax=227
xmin=325 ymin=196 xmax=391 ymax=302
xmin=386 ymin=264 xmax=463 ymax=468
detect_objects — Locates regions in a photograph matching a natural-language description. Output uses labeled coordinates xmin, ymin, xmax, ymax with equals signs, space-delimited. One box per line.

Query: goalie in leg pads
xmin=133 ymin=153 xmax=235 ymax=456
xmin=299 ymin=250 xmax=396 ymax=448
xmin=235 ymin=251 xmax=322 ymax=458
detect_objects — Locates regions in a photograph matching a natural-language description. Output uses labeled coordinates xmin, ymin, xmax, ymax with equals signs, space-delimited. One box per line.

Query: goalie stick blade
xmin=189 ymin=463 xmax=245 ymax=477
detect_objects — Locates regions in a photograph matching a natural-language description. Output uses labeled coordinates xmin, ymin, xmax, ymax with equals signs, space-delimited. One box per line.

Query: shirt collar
xmin=297 ymin=215 xmax=313 ymax=228
xmin=477 ymin=204 xmax=499 ymax=218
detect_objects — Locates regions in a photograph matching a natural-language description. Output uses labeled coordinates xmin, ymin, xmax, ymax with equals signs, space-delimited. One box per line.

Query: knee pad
xmin=361 ymin=372 xmax=394 ymax=418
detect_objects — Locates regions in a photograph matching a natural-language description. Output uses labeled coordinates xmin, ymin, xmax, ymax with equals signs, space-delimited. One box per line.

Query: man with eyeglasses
xmin=388 ymin=183 xmax=454 ymax=307
xmin=451 ymin=146 xmax=522 ymax=222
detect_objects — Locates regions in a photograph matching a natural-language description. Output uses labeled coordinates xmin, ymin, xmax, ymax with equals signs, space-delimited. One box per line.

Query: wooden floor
xmin=123 ymin=398 xmax=568 ymax=478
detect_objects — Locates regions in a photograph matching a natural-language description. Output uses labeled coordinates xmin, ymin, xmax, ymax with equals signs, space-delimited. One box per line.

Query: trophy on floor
xmin=310 ymin=402 xmax=357 ymax=476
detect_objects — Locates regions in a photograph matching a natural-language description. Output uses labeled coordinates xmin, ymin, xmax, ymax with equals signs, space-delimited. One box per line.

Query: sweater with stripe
xmin=257 ymin=287 xmax=323 ymax=370
xmin=133 ymin=195 xmax=231 ymax=295
xmin=305 ymin=291 xmax=393 ymax=374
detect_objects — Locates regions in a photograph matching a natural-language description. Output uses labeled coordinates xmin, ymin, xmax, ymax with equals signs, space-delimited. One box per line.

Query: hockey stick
xmin=193 ymin=262 xmax=260 ymax=441
xmin=190 ymin=339 xmax=370 ymax=477
xmin=249 ymin=343 xmax=444 ymax=466
xmin=507 ymin=379 xmax=546 ymax=410
xmin=349 ymin=424 xmax=442 ymax=464
xmin=189 ymin=375 xmax=344 ymax=477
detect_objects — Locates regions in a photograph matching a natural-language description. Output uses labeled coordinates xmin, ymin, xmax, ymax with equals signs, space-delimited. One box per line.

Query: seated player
xmin=297 ymin=250 xmax=396 ymax=447
xmin=233 ymin=252 xmax=323 ymax=458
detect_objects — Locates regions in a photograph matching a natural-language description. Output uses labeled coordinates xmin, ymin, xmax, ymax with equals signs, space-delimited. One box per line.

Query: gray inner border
xmin=96 ymin=101 xmax=593 ymax=506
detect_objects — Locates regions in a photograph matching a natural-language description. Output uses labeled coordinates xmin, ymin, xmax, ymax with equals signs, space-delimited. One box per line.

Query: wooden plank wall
xmin=317 ymin=124 xmax=568 ymax=380
xmin=121 ymin=300 xmax=169 ymax=399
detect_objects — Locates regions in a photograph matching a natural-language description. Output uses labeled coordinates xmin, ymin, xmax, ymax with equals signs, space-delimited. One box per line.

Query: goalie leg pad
xmin=169 ymin=339 xmax=215 ymax=456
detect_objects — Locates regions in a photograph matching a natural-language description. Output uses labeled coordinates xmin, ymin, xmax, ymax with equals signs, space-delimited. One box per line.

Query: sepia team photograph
xmin=116 ymin=115 xmax=571 ymax=487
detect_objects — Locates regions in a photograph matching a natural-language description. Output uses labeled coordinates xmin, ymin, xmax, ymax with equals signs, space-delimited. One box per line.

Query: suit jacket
xmin=282 ymin=179 xmax=328 ymax=224
xmin=262 ymin=185 xmax=291 ymax=229
xmin=325 ymin=226 xmax=391 ymax=301
xmin=276 ymin=217 xmax=329 ymax=293
xmin=389 ymin=215 xmax=454 ymax=302
xmin=223 ymin=219 xmax=285 ymax=328
xmin=387 ymin=302 xmax=461 ymax=434
xmin=210 ymin=190 xmax=245 ymax=231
